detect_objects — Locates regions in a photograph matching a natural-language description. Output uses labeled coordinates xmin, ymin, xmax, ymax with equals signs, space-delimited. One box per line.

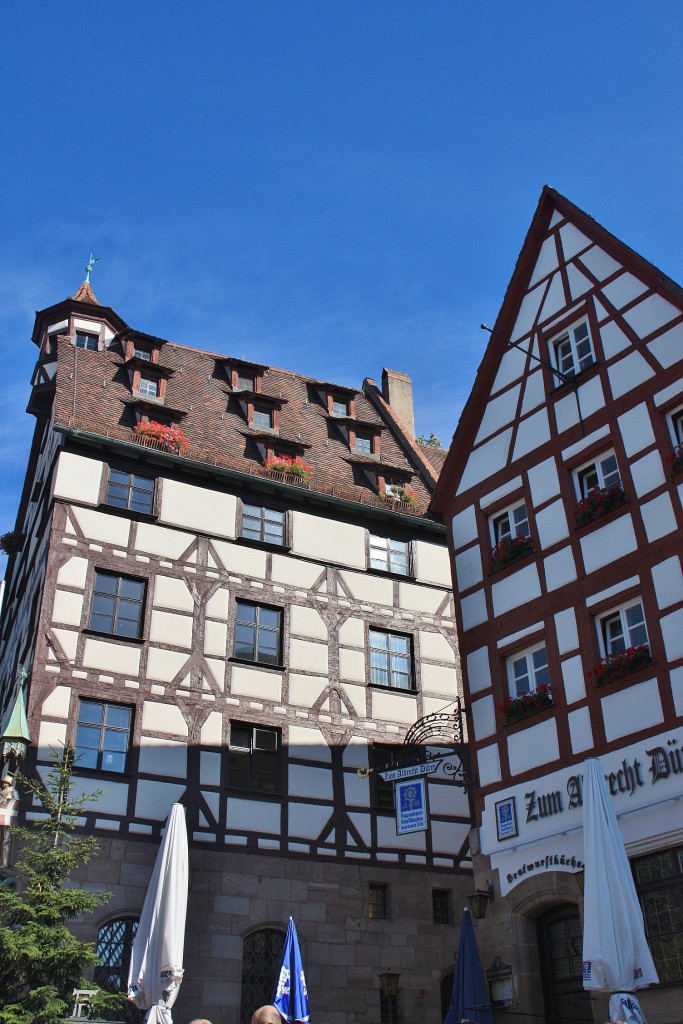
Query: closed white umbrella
xmin=582 ymin=759 xmax=658 ymax=1014
xmin=127 ymin=803 xmax=189 ymax=1024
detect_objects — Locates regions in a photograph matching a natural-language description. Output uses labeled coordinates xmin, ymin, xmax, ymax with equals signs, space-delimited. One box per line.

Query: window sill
xmin=225 ymin=787 xmax=282 ymax=799
xmin=590 ymin=658 xmax=655 ymax=691
xmin=488 ymin=547 xmax=535 ymax=577
xmin=97 ymin=504 xmax=158 ymax=523
xmin=549 ymin=360 xmax=600 ymax=395
xmin=369 ymin=683 xmax=418 ymax=696
xmin=82 ymin=628 xmax=145 ymax=645
xmin=367 ymin=567 xmax=415 ymax=581
xmin=229 ymin=657 xmax=285 ymax=672
xmin=234 ymin=536 xmax=290 ymax=554
xmin=73 ymin=767 xmax=134 ymax=781
xmin=502 ymin=697 xmax=554 ymax=728
xmin=574 ymin=497 xmax=629 ymax=533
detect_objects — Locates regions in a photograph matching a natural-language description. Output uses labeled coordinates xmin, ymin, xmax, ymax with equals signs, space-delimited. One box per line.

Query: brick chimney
xmin=381 ymin=368 xmax=415 ymax=440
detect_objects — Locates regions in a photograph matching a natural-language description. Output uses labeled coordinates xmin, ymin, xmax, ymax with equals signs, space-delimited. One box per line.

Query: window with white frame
xmin=355 ymin=431 xmax=373 ymax=455
xmin=507 ymin=643 xmax=550 ymax=698
xmin=599 ymin=599 xmax=649 ymax=655
xmin=134 ymin=344 xmax=152 ymax=361
xmin=491 ymin=500 xmax=529 ymax=544
xmin=369 ymin=534 xmax=410 ymax=575
xmin=241 ymin=503 xmax=286 ymax=546
xmin=332 ymin=395 xmax=349 ymax=416
xmin=575 ymin=450 xmax=622 ymax=498
xmin=552 ymin=319 xmax=594 ymax=379
xmin=138 ymin=375 xmax=159 ymax=398
xmin=75 ymin=331 xmax=99 ymax=351
xmin=253 ymin=405 xmax=273 ymax=430
xmin=369 ymin=629 xmax=413 ymax=690
xmin=669 ymin=407 xmax=683 ymax=447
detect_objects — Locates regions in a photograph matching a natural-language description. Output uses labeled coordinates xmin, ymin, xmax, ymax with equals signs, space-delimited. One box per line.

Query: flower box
xmin=499 ymin=686 xmax=552 ymax=725
xmin=587 ymin=644 xmax=652 ymax=686
xmin=132 ymin=421 xmax=188 ymax=454
xmin=263 ymin=456 xmax=312 ymax=480
xmin=489 ymin=534 xmax=533 ymax=572
xmin=379 ymin=486 xmax=418 ymax=507
xmin=574 ymin=484 xmax=626 ymax=527
xmin=665 ymin=443 xmax=683 ymax=473
xmin=0 ymin=531 xmax=23 ymax=556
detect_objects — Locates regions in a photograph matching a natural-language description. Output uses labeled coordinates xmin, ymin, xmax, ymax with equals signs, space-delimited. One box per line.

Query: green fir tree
xmin=0 ymin=747 xmax=124 ymax=1023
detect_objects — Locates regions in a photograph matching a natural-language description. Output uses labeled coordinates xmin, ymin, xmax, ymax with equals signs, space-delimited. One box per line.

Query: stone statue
xmin=0 ymin=774 xmax=19 ymax=868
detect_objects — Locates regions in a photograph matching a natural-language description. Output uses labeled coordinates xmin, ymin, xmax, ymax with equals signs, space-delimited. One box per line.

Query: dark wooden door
xmin=537 ymin=905 xmax=593 ymax=1024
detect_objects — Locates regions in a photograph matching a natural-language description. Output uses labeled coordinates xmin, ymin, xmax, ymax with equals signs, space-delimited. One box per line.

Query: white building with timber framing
xmin=0 ymin=279 xmax=472 ymax=1024
xmin=434 ymin=187 xmax=683 ymax=1024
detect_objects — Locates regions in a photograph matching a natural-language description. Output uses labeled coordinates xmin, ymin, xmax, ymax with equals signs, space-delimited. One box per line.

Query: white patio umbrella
xmin=127 ymin=803 xmax=189 ymax=1024
xmin=582 ymin=759 xmax=658 ymax=1019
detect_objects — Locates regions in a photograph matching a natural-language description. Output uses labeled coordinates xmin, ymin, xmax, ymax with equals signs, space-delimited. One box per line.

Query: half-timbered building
xmin=434 ymin=188 xmax=683 ymax=1024
xmin=0 ymin=281 xmax=471 ymax=1024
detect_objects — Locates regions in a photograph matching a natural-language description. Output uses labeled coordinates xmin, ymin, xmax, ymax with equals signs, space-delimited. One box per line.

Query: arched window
xmin=240 ymin=927 xmax=286 ymax=1024
xmin=95 ymin=916 xmax=142 ymax=1023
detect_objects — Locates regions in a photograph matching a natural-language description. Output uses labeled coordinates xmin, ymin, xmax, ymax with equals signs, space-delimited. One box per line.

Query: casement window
xmin=106 ymin=469 xmax=155 ymax=515
xmin=75 ymin=331 xmax=99 ymax=351
xmin=491 ymin=500 xmax=530 ymax=544
xmin=94 ymin=917 xmax=139 ymax=995
xmin=237 ymin=372 xmax=254 ymax=391
xmin=384 ymin=478 xmax=404 ymax=499
xmin=134 ymin=344 xmax=152 ymax=361
xmin=234 ymin=600 xmax=282 ymax=666
xmin=671 ymin=407 xmax=683 ymax=445
xmin=75 ymin=699 xmax=132 ymax=773
xmin=633 ymin=846 xmax=683 ymax=982
xmin=380 ymin=987 xmax=402 ymax=1024
xmin=332 ymin=396 xmax=349 ymax=416
xmin=252 ymin=405 xmax=273 ymax=430
xmin=369 ymin=534 xmax=410 ymax=575
xmin=241 ymin=503 xmax=286 ymax=546
xmin=507 ymin=643 xmax=550 ymax=698
xmin=89 ymin=571 xmax=146 ymax=638
xmin=228 ymin=722 xmax=279 ymax=793
xmin=371 ymin=743 xmax=402 ymax=810
xmin=432 ymin=889 xmax=453 ymax=925
xmin=576 ymin=450 xmax=621 ymax=498
xmin=369 ymin=630 xmax=413 ymax=690
xmin=600 ymin=600 xmax=648 ymax=655
xmin=138 ymin=375 xmax=159 ymax=398
xmin=355 ymin=432 xmax=373 ymax=455
xmin=368 ymin=882 xmax=389 ymax=920
xmin=240 ymin=929 xmax=286 ymax=1024
xmin=552 ymin=319 xmax=594 ymax=378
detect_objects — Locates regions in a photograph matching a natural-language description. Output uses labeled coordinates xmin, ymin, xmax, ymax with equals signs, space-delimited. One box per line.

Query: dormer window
xmin=332 ymin=396 xmax=349 ymax=417
xmin=252 ymin=405 xmax=273 ymax=430
xmin=134 ymin=345 xmax=152 ymax=362
xmin=355 ymin=432 xmax=373 ymax=455
xmin=75 ymin=331 xmax=99 ymax=351
xmin=124 ymin=336 xmax=162 ymax=364
xmin=237 ymin=372 xmax=255 ymax=391
xmin=138 ymin=376 xmax=159 ymax=399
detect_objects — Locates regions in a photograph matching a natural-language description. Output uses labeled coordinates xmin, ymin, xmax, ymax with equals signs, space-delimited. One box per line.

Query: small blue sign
xmin=395 ymin=777 xmax=428 ymax=834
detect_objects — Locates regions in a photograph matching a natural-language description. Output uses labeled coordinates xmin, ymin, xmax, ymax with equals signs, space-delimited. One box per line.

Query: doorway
xmin=537 ymin=904 xmax=593 ymax=1024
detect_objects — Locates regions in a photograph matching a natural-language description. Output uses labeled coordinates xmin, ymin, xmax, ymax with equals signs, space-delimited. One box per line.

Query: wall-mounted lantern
xmin=467 ymin=879 xmax=494 ymax=919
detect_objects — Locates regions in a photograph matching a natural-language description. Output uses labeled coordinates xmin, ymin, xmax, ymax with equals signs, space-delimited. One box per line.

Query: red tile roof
xmin=52 ymin=331 xmax=443 ymax=521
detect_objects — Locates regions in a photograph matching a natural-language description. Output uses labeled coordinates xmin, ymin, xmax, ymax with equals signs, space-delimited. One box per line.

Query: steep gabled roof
xmin=433 ymin=185 xmax=683 ymax=509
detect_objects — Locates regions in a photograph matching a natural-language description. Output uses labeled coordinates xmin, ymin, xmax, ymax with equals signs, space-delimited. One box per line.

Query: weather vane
xmin=84 ymin=253 xmax=100 ymax=284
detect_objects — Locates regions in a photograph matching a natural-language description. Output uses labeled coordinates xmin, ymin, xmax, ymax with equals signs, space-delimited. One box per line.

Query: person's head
xmin=250 ymin=1006 xmax=282 ymax=1024
xmin=190 ymin=1019 xmax=213 ymax=1024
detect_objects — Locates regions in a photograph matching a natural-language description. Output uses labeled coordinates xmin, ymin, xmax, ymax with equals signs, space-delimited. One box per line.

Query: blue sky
xmin=2 ymin=2 xmax=683 ymax=548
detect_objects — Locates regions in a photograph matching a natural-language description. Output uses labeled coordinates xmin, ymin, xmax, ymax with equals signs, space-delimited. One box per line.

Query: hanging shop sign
xmin=395 ymin=777 xmax=428 ymax=834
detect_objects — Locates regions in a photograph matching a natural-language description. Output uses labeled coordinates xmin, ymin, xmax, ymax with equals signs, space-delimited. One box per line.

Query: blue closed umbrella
xmin=274 ymin=917 xmax=311 ymax=1024
xmin=443 ymin=907 xmax=493 ymax=1024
